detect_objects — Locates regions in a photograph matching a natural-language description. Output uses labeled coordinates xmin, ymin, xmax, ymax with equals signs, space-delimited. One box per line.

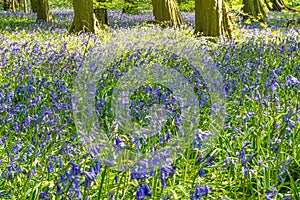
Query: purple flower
xmin=160 ymin=165 xmax=176 ymax=179
xmin=282 ymin=197 xmax=292 ymax=200
xmin=162 ymin=193 xmax=172 ymax=200
xmin=95 ymin=161 xmax=101 ymax=175
xmin=286 ymin=75 xmax=299 ymax=86
xmin=73 ymin=179 xmax=82 ymax=199
xmin=103 ymin=159 xmax=114 ymax=167
xmin=131 ymin=167 xmax=151 ymax=180
xmin=27 ymin=170 xmax=31 ymax=180
xmin=192 ymin=185 xmax=211 ymax=199
xmin=56 ymin=184 xmax=63 ymax=195
xmin=136 ymin=183 xmax=152 ymax=200
xmin=39 ymin=192 xmax=50 ymax=200
xmin=244 ymin=166 xmax=249 ymax=178
xmin=60 ymin=174 xmax=67 ymax=188
xmin=265 ymin=189 xmax=277 ymax=200
xmin=198 ymin=168 xmax=205 ymax=178
xmin=116 ymin=135 xmax=122 ymax=146
xmin=47 ymin=161 xmax=54 ymax=173
xmin=69 ymin=161 xmax=80 ymax=176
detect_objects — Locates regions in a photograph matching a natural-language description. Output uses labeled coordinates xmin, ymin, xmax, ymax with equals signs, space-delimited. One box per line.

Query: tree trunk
xmin=30 ymin=0 xmax=38 ymax=12
xmin=16 ymin=0 xmax=20 ymax=11
xmin=152 ymin=0 xmax=184 ymax=27
xmin=71 ymin=0 xmax=95 ymax=33
xmin=3 ymin=0 xmax=10 ymax=10
xmin=195 ymin=0 xmax=232 ymax=40
xmin=263 ymin=0 xmax=272 ymax=11
xmin=242 ymin=0 xmax=267 ymax=21
xmin=24 ymin=0 xmax=28 ymax=12
xmin=36 ymin=0 xmax=51 ymax=22
xmin=94 ymin=0 xmax=108 ymax=26
xmin=12 ymin=0 xmax=16 ymax=12
xmin=270 ymin=0 xmax=295 ymax=11
xmin=123 ymin=0 xmax=139 ymax=14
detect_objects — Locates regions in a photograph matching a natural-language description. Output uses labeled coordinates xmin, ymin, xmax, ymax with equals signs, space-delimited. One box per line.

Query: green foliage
xmin=49 ymin=0 xmax=73 ymax=9
xmin=177 ymin=0 xmax=195 ymax=11
xmin=288 ymin=0 xmax=300 ymax=6
xmin=0 ymin=6 xmax=300 ymax=200
xmin=95 ymin=0 xmax=152 ymax=11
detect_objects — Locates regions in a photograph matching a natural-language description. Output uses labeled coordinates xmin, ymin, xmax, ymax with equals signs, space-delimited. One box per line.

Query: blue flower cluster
xmin=0 ymin=9 xmax=299 ymax=200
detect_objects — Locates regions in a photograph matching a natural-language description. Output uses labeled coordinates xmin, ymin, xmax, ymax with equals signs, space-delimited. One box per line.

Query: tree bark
xmin=242 ymin=0 xmax=267 ymax=21
xmin=3 ymin=0 xmax=9 ymax=10
xmin=30 ymin=0 xmax=38 ymax=12
xmin=94 ymin=0 xmax=108 ymax=26
xmin=12 ymin=0 xmax=16 ymax=12
xmin=152 ymin=0 xmax=185 ymax=27
xmin=270 ymin=0 xmax=295 ymax=11
xmin=36 ymin=0 xmax=51 ymax=22
xmin=263 ymin=0 xmax=272 ymax=11
xmin=195 ymin=0 xmax=232 ymax=40
xmin=71 ymin=0 xmax=95 ymax=33
xmin=23 ymin=0 xmax=28 ymax=12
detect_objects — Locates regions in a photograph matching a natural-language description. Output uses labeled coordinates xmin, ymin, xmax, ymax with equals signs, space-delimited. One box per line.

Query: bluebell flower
xmin=27 ymin=170 xmax=31 ymax=180
xmin=1 ymin=170 xmax=6 ymax=180
xmin=115 ymin=175 xmax=119 ymax=184
xmin=95 ymin=161 xmax=101 ymax=175
xmin=160 ymin=165 xmax=176 ymax=179
xmin=48 ymin=161 xmax=54 ymax=173
xmin=282 ymin=197 xmax=292 ymax=200
xmin=136 ymin=183 xmax=152 ymax=200
xmin=60 ymin=174 xmax=67 ymax=188
xmin=56 ymin=184 xmax=63 ymax=195
xmin=73 ymin=179 xmax=82 ymax=199
xmin=69 ymin=161 xmax=80 ymax=176
xmin=286 ymin=75 xmax=299 ymax=86
xmin=131 ymin=167 xmax=151 ymax=180
xmin=265 ymin=189 xmax=277 ymax=200
xmin=225 ymin=157 xmax=230 ymax=165
xmin=198 ymin=168 xmax=205 ymax=178
xmin=116 ymin=135 xmax=122 ymax=146
xmin=39 ymin=192 xmax=50 ymax=200
xmin=160 ymin=178 xmax=167 ymax=189
xmin=65 ymin=170 xmax=72 ymax=182
xmin=162 ymin=194 xmax=172 ymax=200
xmin=103 ymin=159 xmax=115 ymax=167
xmin=244 ymin=166 xmax=249 ymax=178
xmin=246 ymin=152 xmax=257 ymax=163
xmin=191 ymin=185 xmax=211 ymax=199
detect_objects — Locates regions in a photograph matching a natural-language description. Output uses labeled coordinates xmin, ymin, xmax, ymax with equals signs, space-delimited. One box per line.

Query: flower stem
xmin=97 ymin=165 xmax=107 ymax=200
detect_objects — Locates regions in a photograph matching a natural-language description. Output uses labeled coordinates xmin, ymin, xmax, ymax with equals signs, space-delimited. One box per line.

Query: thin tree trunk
xmin=14 ymin=0 xmax=20 ymax=11
xmin=3 ymin=0 xmax=9 ymax=10
xmin=36 ymin=0 xmax=51 ymax=22
xmin=195 ymin=0 xmax=232 ymax=40
xmin=94 ymin=0 xmax=108 ymax=26
xmin=30 ymin=0 xmax=38 ymax=12
xmin=12 ymin=0 xmax=16 ymax=12
xmin=152 ymin=0 xmax=184 ymax=27
xmin=71 ymin=0 xmax=95 ymax=33
xmin=270 ymin=0 xmax=295 ymax=11
xmin=263 ymin=0 xmax=272 ymax=10
xmin=24 ymin=0 xmax=28 ymax=12
xmin=222 ymin=0 xmax=232 ymax=39
xmin=242 ymin=0 xmax=267 ymax=21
